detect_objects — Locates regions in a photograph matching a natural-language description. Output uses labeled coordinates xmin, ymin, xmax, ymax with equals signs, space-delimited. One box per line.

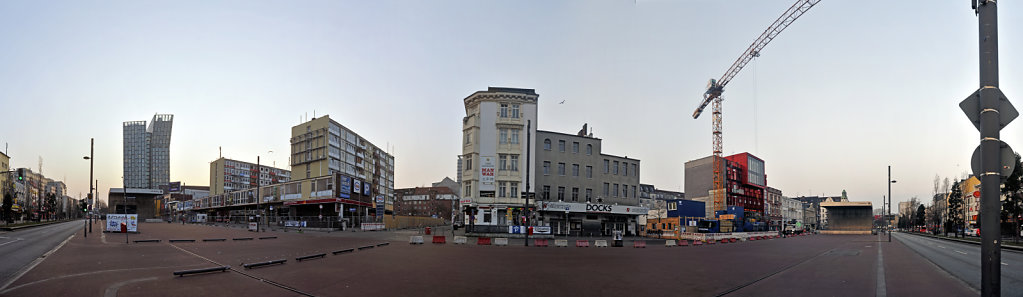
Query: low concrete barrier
xmin=409 ymin=236 xmax=424 ymax=244
xmin=594 ymin=240 xmax=609 ymax=247
xmin=477 ymin=237 xmax=492 ymax=245
xmin=243 ymin=260 xmax=286 ymax=269
xmin=358 ymin=245 xmax=375 ymax=250
xmin=575 ymin=240 xmax=590 ymax=247
xmin=133 ymin=239 xmax=160 ymax=243
xmin=296 ymin=253 xmax=326 ymax=262
xmin=494 ymin=238 xmax=509 ymax=246
xmin=173 ymin=266 xmax=229 ymax=276
xmin=202 ymin=239 xmax=226 ymax=242
xmin=554 ymin=239 xmax=569 ymax=247
xmin=453 ymin=236 xmax=468 ymax=244
xmin=377 ymin=242 xmax=390 ymax=247
xmin=169 ymin=239 xmax=195 ymax=243
xmin=232 ymin=237 xmax=254 ymax=241
xmin=534 ymin=239 xmax=549 ymax=247
xmin=679 ymin=240 xmax=690 ymax=246
xmin=665 ymin=240 xmax=677 ymax=247
xmin=432 ymin=236 xmax=446 ymax=244
xmin=332 ymin=248 xmax=355 ymax=255
xmin=258 ymin=236 xmax=277 ymax=240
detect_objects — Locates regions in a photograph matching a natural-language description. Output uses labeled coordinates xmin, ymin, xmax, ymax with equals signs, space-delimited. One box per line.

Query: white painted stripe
xmin=1002 ymin=262 xmax=1008 ymax=266
xmin=876 ymin=243 xmax=886 ymax=297
xmin=955 ymin=250 xmax=967 ymax=255
xmin=0 ymin=238 xmax=23 ymax=246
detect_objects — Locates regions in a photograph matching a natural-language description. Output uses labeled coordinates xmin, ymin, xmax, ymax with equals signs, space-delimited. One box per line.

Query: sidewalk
xmin=885 ymin=234 xmax=978 ymax=296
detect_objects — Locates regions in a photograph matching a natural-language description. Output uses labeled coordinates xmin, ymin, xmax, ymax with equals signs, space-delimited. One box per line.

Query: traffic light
xmin=16 ymin=168 xmax=24 ymax=181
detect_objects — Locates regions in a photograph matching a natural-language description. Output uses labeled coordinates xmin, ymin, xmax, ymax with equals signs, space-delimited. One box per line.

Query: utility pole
xmin=524 ymin=120 xmax=531 ymax=247
xmin=256 ymin=156 xmax=260 ymax=232
xmin=89 ymin=139 xmax=94 ymax=233
xmin=961 ymin=1 xmax=1014 ymax=295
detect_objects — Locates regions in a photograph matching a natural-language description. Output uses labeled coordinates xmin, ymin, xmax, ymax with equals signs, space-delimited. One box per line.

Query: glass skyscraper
xmin=123 ymin=114 xmax=173 ymax=189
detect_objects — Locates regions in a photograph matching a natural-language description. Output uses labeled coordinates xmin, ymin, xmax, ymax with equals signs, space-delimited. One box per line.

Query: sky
xmin=1 ymin=1 xmax=1021 ymax=211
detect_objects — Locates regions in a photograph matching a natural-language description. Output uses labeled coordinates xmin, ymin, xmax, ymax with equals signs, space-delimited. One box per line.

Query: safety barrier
xmin=169 ymin=239 xmax=195 ymax=243
xmin=554 ymin=239 xmax=569 ymax=247
xmin=409 ymin=236 xmax=424 ymax=244
xmin=173 ymin=266 xmax=230 ymax=276
xmin=358 ymin=245 xmax=375 ymax=250
xmin=665 ymin=240 xmax=677 ymax=247
xmin=259 ymin=236 xmax=277 ymax=240
xmin=707 ymin=239 xmax=716 ymax=244
xmin=134 ymin=239 xmax=160 ymax=243
xmin=534 ymin=239 xmax=548 ymax=247
xmin=377 ymin=242 xmax=390 ymax=247
xmin=575 ymin=240 xmax=590 ymax=247
xmin=594 ymin=240 xmax=609 ymax=247
xmin=679 ymin=240 xmax=690 ymax=246
xmin=477 ymin=237 xmax=492 ymax=245
xmin=633 ymin=240 xmax=647 ymax=248
xmin=233 ymin=237 xmax=254 ymax=241
xmin=694 ymin=240 xmax=704 ymax=246
xmin=202 ymin=238 xmax=226 ymax=242
xmin=453 ymin=236 xmax=467 ymax=244
xmin=243 ymin=260 xmax=286 ymax=269
xmin=432 ymin=236 xmax=446 ymax=244
xmin=494 ymin=238 xmax=509 ymax=246
xmin=720 ymin=239 xmax=729 ymax=244
xmin=296 ymin=253 xmax=326 ymax=262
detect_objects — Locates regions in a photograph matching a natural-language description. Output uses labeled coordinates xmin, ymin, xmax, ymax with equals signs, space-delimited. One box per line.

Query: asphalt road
xmin=895 ymin=231 xmax=1023 ymax=293
xmin=0 ymin=220 xmax=85 ymax=290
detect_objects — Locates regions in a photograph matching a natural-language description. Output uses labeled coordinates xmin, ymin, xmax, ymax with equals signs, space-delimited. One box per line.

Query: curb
xmin=0 ymin=220 xmax=74 ymax=231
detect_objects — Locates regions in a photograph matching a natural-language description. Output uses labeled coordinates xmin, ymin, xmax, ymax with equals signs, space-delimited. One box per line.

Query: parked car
xmin=965 ymin=228 xmax=979 ymax=237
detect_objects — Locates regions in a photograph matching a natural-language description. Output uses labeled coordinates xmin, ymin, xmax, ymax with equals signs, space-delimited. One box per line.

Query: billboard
xmin=480 ymin=156 xmax=496 ymax=191
xmin=168 ymin=182 xmax=181 ymax=192
xmin=338 ymin=175 xmax=351 ymax=199
xmin=354 ymin=179 xmax=362 ymax=196
xmin=105 ymin=214 xmax=138 ymax=232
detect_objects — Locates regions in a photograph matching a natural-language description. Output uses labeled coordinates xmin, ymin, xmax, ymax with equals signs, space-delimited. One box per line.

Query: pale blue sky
xmin=1 ymin=1 xmax=1020 ymax=209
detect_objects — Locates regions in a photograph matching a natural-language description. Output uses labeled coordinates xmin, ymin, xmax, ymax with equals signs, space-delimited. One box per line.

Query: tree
xmin=915 ymin=204 xmax=927 ymax=229
xmin=1001 ymin=153 xmax=1023 ymax=242
xmin=948 ymin=181 xmax=964 ymax=237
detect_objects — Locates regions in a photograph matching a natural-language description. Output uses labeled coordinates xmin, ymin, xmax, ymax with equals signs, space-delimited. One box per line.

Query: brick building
xmin=395 ymin=186 xmax=458 ymax=220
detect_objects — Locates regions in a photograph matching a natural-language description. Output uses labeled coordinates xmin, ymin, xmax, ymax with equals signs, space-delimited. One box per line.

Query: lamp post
xmin=83 ymin=138 xmax=93 ymax=236
xmin=888 ymin=166 xmax=896 ymax=242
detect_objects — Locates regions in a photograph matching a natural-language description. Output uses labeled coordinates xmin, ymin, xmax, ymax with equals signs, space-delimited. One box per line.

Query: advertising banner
xmin=508 ymin=226 xmax=552 ymax=234
xmin=105 ymin=214 xmax=138 ymax=232
xmin=364 ymin=183 xmax=371 ymax=196
xmin=353 ymin=180 xmax=362 ymax=196
xmin=480 ymin=156 xmax=496 ymax=190
xmin=169 ymin=182 xmax=181 ymax=192
xmin=339 ymin=176 xmax=351 ymax=199
xmin=538 ymin=201 xmax=648 ymax=215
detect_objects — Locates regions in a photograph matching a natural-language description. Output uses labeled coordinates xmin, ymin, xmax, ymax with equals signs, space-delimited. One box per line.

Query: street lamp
xmin=83 ymin=138 xmax=94 ymax=236
xmin=888 ymin=165 xmax=896 ymax=242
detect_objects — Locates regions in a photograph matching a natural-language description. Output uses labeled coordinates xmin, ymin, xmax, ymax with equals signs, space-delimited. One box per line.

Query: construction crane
xmin=692 ymin=0 xmax=821 ymax=214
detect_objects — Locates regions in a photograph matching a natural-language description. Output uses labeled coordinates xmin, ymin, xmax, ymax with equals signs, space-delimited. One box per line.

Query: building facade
xmin=780 ymin=195 xmax=803 ymax=229
xmin=684 ymin=152 xmax=766 ymax=221
xmin=395 ymin=186 xmax=458 ymax=219
xmin=460 ymin=87 xmax=538 ymax=232
xmin=288 ymin=115 xmax=395 ymax=221
xmin=210 ymin=157 xmax=291 ymax=195
xmin=122 ymin=114 xmax=174 ymax=189
xmin=533 ymin=129 xmax=645 ymax=236
xmin=766 ymin=187 xmax=783 ymax=231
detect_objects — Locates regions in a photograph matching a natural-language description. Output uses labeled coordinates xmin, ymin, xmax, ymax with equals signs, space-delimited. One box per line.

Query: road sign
xmin=960 ymin=87 xmax=1018 ymax=131
xmin=970 ymin=140 xmax=1015 ymax=179
xmin=974 ymin=191 xmax=981 ymax=198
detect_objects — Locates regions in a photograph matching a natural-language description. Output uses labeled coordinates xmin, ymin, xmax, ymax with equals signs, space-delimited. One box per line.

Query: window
xmin=603 ymin=183 xmax=610 ymax=196
xmin=542 ymin=186 xmax=550 ymax=200
xmin=572 ymin=142 xmax=579 ymax=153
xmin=558 ymin=140 xmax=566 ymax=152
xmin=498 ymin=182 xmax=507 ymax=198
xmin=499 ymin=154 xmax=508 ymax=170
xmin=543 ymin=161 xmax=550 ymax=175
xmin=510 ymin=182 xmax=518 ymax=198
xmin=511 ymin=104 xmax=520 ymax=118
xmin=510 ymin=155 xmax=519 ymax=171
xmin=572 ymin=164 xmax=579 ymax=177
xmin=632 ymin=164 xmax=638 ymax=177
xmin=586 ymin=189 xmax=593 ymax=202
xmin=633 ymin=187 xmax=637 ymax=198
xmin=557 ymin=187 xmax=565 ymax=201
xmin=465 ymin=156 xmax=472 ymax=170
xmin=484 ymin=212 xmax=492 ymax=223
xmin=558 ymin=163 xmax=566 ymax=176
xmin=613 ymin=184 xmax=619 ymax=197
xmin=586 ymin=166 xmax=593 ymax=178
xmin=613 ymin=161 xmax=619 ymax=175
xmin=499 ymin=129 xmax=508 ymax=144
xmin=572 ymin=188 xmax=579 ymax=202
xmin=510 ymin=129 xmax=519 ymax=144
xmin=500 ymin=103 xmax=508 ymax=118
xmin=623 ymin=162 xmax=628 ymax=176
xmin=544 ymin=139 xmax=551 ymax=150
xmin=622 ymin=185 xmax=628 ymax=198
xmin=604 ymin=159 xmax=610 ymax=173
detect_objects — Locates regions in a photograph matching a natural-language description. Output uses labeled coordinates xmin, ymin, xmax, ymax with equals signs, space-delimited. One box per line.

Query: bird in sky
xmin=559 ymin=100 xmax=565 ymax=104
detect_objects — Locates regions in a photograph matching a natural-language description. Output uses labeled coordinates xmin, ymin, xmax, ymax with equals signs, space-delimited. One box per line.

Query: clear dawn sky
xmin=1 ymin=1 xmax=1021 ymax=210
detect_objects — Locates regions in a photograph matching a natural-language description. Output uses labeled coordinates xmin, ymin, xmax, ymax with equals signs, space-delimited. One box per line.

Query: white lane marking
xmin=938 ymin=245 xmax=946 ymax=249
xmin=0 ymin=234 xmax=75 ymax=292
xmin=0 ymin=238 xmax=24 ymax=246
xmin=103 ymin=277 xmax=158 ymax=297
xmin=1002 ymin=263 xmax=1008 ymax=266
xmin=955 ymin=250 xmax=968 ymax=255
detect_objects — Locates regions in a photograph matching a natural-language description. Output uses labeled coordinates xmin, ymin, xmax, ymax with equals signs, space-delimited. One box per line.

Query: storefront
xmin=536 ymin=201 xmax=647 ymax=236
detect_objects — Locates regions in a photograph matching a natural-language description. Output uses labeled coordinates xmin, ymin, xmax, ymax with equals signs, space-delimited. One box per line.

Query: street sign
xmin=960 ymin=87 xmax=1018 ymax=131
xmin=970 ymin=140 xmax=1015 ymax=179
